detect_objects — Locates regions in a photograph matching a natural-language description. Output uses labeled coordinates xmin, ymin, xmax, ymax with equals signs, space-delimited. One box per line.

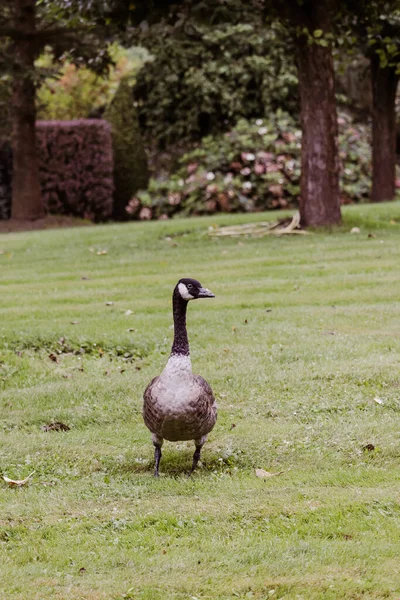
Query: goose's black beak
xmin=198 ymin=287 xmax=215 ymax=298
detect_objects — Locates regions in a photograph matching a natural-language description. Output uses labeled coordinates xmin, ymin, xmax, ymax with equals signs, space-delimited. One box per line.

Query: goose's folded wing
xmin=193 ymin=375 xmax=216 ymax=408
xmin=143 ymin=376 xmax=160 ymax=403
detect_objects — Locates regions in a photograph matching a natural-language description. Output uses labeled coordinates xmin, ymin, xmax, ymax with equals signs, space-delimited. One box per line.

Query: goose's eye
xmin=187 ymin=283 xmax=193 ymax=289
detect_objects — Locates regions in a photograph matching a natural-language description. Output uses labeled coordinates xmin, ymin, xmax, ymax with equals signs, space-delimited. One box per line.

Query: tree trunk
xmin=370 ymin=53 xmax=399 ymax=203
xmin=296 ymin=37 xmax=341 ymax=227
xmin=11 ymin=0 xmax=44 ymax=220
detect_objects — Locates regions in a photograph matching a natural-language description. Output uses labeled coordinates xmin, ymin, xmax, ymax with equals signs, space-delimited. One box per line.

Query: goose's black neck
xmin=171 ymin=287 xmax=189 ymax=356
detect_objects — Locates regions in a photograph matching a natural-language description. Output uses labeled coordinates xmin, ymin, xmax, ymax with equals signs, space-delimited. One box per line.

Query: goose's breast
xmin=144 ymin=377 xmax=216 ymax=441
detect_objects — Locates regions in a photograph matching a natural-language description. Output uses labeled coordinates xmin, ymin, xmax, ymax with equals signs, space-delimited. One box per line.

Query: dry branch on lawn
xmin=208 ymin=212 xmax=309 ymax=238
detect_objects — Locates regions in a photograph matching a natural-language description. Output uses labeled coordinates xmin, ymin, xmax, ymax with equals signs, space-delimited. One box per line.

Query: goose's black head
xmin=176 ymin=278 xmax=215 ymax=301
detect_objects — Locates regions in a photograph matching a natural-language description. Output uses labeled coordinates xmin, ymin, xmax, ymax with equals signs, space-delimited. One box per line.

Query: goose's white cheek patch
xmin=178 ymin=283 xmax=194 ymax=300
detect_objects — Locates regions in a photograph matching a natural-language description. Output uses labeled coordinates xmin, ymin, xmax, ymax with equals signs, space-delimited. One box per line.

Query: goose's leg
xmin=189 ymin=436 xmax=207 ymax=476
xmin=152 ymin=435 xmax=163 ymax=477
xmin=154 ymin=444 xmax=162 ymax=477
xmin=189 ymin=445 xmax=202 ymax=476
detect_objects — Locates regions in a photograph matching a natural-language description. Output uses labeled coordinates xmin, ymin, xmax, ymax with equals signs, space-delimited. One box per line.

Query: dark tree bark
xmin=370 ymin=53 xmax=399 ymax=203
xmin=272 ymin=0 xmax=341 ymax=226
xmin=11 ymin=0 xmax=44 ymax=220
xmin=286 ymin=0 xmax=341 ymax=228
xmin=296 ymin=36 xmax=341 ymax=227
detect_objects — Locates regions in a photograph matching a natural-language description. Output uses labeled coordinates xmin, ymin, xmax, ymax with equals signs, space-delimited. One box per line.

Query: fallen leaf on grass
xmin=89 ymin=247 xmax=108 ymax=255
xmin=255 ymin=468 xmax=284 ymax=478
xmin=105 ymin=301 xmax=114 ymax=306
xmin=374 ymin=397 xmax=384 ymax=405
xmin=125 ymin=310 xmax=133 ymax=316
xmin=70 ymin=320 xmax=79 ymax=325
xmin=363 ymin=443 xmax=375 ymax=452
xmin=41 ymin=421 xmax=70 ymax=432
xmin=3 ymin=471 xmax=35 ymax=487
xmin=48 ymin=353 xmax=59 ymax=363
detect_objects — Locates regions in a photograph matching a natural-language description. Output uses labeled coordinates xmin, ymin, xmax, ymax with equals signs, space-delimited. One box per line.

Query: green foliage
xmin=338 ymin=1 xmax=400 ymax=70
xmin=364 ymin=6 xmax=400 ymax=70
xmin=0 ymin=0 xmax=122 ymax=80
xmin=104 ymin=76 xmax=149 ymax=220
xmin=134 ymin=3 xmax=298 ymax=147
xmin=36 ymin=45 xmax=150 ymax=120
xmin=130 ymin=111 xmax=372 ymax=219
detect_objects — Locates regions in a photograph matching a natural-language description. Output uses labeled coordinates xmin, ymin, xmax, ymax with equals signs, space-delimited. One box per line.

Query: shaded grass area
xmin=1 ymin=202 xmax=400 ymax=599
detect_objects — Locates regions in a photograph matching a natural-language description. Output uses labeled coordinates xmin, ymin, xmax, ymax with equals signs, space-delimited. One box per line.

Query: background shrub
xmin=36 ymin=120 xmax=114 ymax=221
xmin=129 ymin=111 xmax=373 ymax=219
xmin=104 ymin=77 xmax=149 ymax=220
xmin=36 ymin=45 xmax=150 ymax=121
xmin=134 ymin=4 xmax=298 ymax=148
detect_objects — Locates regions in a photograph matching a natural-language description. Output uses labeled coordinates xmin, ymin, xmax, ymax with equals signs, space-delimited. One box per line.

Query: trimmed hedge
xmin=36 ymin=120 xmax=114 ymax=221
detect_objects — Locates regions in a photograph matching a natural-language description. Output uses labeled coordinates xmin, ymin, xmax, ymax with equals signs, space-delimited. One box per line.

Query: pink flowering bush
xmin=128 ymin=111 xmax=372 ymax=219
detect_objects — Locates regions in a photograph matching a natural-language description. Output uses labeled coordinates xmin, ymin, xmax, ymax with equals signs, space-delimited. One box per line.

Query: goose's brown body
xmin=142 ymin=278 xmax=217 ymax=475
xmin=143 ymin=355 xmax=217 ymax=444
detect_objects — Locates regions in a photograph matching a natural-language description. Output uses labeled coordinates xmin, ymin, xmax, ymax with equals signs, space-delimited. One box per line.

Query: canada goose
xmin=143 ymin=278 xmax=217 ymax=476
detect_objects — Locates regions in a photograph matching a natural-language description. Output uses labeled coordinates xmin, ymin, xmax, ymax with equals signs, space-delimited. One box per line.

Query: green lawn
xmin=1 ymin=202 xmax=400 ymax=600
